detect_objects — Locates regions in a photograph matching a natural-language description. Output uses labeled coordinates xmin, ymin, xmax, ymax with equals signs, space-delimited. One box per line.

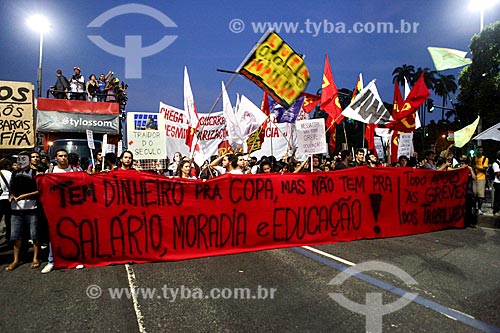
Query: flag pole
xmin=362 ymin=123 xmax=365 ymax=148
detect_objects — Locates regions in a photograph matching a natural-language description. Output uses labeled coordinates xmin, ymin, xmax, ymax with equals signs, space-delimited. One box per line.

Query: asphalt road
xmin=0 ymin=218 xmax=499 ymax=333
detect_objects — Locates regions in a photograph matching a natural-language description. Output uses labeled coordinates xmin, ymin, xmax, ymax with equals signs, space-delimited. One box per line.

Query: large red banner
xmin=37 ymin=167 xmax=469 ymax=268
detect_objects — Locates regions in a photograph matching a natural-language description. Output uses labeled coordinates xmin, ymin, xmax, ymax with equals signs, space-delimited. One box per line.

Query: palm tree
xmin=434 ymin=74 xmax=458 ymax=106
xmin=392 ymin=64 xmax=415 ymax=86
xmin=413 ymin=67 xmax=437 ymax=89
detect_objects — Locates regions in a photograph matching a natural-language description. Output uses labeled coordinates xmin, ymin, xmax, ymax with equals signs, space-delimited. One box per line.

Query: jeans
xmin=493 ymin=182 xmax=500 ymax=214
xmin=10 ymin=212 xmax=37 ymax=241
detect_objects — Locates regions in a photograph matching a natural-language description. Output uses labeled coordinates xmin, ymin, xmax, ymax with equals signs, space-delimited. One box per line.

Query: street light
xmin=470 ymin=0 xmax=499 ymax=31
xmin=27 ymin=15 xmax=50 ymax=98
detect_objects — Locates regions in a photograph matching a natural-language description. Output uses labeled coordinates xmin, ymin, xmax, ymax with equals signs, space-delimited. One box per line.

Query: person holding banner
xmin=210 ymin=153 xmax=232 ymax=175
xmin=6 ymin=152 xmax=40 ymax=271
xmin=167 ymin=152 xmax=182 ymax=175
xmin=119 ymin=151 xmax=135 ymax=171
xmin=175 ymin=160 xmax=197 ymax=179
xmin=334 ymin=150 xmax=353 ymax=170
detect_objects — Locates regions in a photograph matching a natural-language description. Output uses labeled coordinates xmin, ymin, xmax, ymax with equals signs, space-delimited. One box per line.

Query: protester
xmin=86 ymin=74 xmax=99 ymax=102
xmin=51 ymin=69 xmax=70 ymax=99
xmin=366 ymin=153 xmax=381 ymax=168
xmin=397 ymin=155 xmax=409 ymax=167
xmin=41 ymin=148 xmax=80 ymax=274
xmin=229 ymin=154 xmax=246 ymax=174
xmin=259 ymin=160 xmax=273 ymax=173
xmin=473 ymin=147 xmax=488 ymax=215
xmin=97 ymin=73 xmax=107 ymax=102
xmin=6 ymin=152 xmax=40 ymax=271
xmin=0 ymin=158 xmax=13 ymax=244
xmin=168 ymin=152 xmax=182 ymax=175
xmin=423 ymin=151 xmax=450 ymax=171
xmin=70 ymin=66 xmax=85 ymax=100
xmin=492 ymin=150 xmax=500 ymax=217
xmin=334 ymin=150 xmax=352 ymax=170
xmin=119 ymin=151 xmax=135 ymax=171
xmin=354 ymin=148 xmax=366 ymax=166
xmin=175 ymin=160 xmax=197 ymax=179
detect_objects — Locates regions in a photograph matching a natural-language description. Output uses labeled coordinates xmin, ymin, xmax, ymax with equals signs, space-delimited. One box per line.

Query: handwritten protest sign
xmin=238 ymin=31 xmax=310 ymax=109
xmin=0 ymin=80 xmax=35 ymax=149
xmin=296 ymin=119 xmax=327 ymax=155
xmin=37 ymin=167 xmax=468 ymax=269
xmin=397 ymin=133 xmax=414 ymax=158
xmin=127 ymin=112 xmax=166 ymax=160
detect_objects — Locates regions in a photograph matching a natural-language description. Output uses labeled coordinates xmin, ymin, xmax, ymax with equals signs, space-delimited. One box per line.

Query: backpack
xmin=486 ymin=161 xmax=498 ymax=181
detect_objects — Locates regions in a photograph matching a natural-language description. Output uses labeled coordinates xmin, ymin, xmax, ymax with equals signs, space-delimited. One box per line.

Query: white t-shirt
xmin=493 ymin=160 xmax=500 ymax=184
xmin=0 ymin=170 xmax=12 ymax=200
xmin=51 ymin=165 xmax=74 ymax=173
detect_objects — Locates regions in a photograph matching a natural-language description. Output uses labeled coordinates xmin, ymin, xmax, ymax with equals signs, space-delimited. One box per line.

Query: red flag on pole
xmin=320 ymin=55 xmax=343 ymax=127
xmin=393 ymin=73 xmax=430 ymax=121
xmin=300 ymin=92 xmax=321 ymax=113
xmin=365 ymin=124 xmax=377 ymax=151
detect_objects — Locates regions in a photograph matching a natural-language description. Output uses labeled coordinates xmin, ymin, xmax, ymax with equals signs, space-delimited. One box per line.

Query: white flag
xmin=236 ymin=95 xmax=267 ymax=140
xmin=342 ymin=80 xmax=392 ymax=124
xmin=184 ymin=66 xmax=199 ymax=153
xmin=222 ymin=82 xmax=244 ymax=149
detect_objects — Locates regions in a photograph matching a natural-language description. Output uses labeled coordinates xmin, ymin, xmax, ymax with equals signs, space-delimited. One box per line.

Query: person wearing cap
xmin=70 ymin=66 xmax=85 ymax=100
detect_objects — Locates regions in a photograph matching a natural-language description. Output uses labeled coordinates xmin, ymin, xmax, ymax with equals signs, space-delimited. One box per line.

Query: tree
xmin=434 ymin=74 xmax=457 ymax=107
xmin=392 ymin=64 xmax=415 ymax=86
xmin=457 ymin=21 xmax=500 ymax=131
xmin=413 ymin=67 xmax=437 ymax=89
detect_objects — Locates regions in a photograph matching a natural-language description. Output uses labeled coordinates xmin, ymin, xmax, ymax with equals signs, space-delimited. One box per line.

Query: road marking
xmin=295 ymin=246 xmax=500 ymax=333
xmin=302 ymin=245 xmax=355 ymax=266
xmin=125 ymin=264 xmax=147 ymax=333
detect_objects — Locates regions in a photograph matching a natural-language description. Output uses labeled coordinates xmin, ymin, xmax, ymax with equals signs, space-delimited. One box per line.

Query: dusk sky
xmin=1 ymin=0 xmax=499 ymax=123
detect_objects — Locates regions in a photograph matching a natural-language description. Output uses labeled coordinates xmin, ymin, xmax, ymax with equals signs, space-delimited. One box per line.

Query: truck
xmin=36 ymin=98 xmax=122 ymax=163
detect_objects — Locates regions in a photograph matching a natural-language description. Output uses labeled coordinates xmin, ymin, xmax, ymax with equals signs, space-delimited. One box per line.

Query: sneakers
xmin=478 ymin=209 xmax=484 ymax=215
xmin=41 ymin=263 xmax=54 ymax=274
xmin=75 ymin=264 xmax=85 ymax=270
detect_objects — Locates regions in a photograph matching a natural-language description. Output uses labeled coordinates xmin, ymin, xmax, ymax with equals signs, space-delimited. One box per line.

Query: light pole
xmin=27 ymin=15 xmax=50 ymax=98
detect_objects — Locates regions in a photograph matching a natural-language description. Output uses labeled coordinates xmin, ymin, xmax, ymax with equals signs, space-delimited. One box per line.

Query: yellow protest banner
xmin=238 ymin=31 xmax=310 ymax=109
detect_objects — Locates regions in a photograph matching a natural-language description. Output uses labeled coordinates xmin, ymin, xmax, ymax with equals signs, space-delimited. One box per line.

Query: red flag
xmin=300 ymin=92 xmax=321 ymax=113
xmin=257 ymin=91 xmax=271 ymax=149
xmin=365 ymin=124 xmax=377 ymax=151
xmin=390 ymin=131 xmax=400 ymax=164
xmin=328 ymin=124 xmax=336 ymax=154
xmin=320 ymin=55 xmax=343 ymax=127
xmin=386 ymin=81 xmax=420 ymax=133
xmin=394 ymin=73 xmax=430 ymax=121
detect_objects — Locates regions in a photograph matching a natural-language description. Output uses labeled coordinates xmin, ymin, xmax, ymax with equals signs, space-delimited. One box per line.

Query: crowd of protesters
xmin=48 ymin=66 xmax=128 ymax=105
xmin=1 ymin=145 xmax=499 ymax=272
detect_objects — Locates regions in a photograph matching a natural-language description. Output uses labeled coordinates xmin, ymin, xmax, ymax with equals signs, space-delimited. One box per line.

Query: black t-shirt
xmin=10 ymin=169 xmax=37 ymax=197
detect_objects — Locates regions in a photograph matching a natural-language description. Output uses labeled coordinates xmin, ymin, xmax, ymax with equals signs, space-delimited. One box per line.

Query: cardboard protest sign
xmin=0 ymin=81 xmax=35 ymax=148
xmin=127 ymin=112 xmax=166 ymax=160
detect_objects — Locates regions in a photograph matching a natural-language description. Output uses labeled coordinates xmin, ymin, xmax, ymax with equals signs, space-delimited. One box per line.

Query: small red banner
xmin=37 ymin=168 xmax=468 ymax=269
